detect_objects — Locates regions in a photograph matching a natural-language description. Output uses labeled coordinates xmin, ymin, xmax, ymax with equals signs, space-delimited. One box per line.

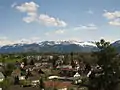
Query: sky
xmin=0 ymin=0 xmax=120 ymax=45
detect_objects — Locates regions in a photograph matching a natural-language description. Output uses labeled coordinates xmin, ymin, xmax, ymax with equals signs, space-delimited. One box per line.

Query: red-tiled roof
xmin=45 ymin=81 xmax=72 ymax=89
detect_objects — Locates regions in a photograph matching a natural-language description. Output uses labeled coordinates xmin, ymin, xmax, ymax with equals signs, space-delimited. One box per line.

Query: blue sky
xmin=0 ymin=0 xmax=120 ymax=45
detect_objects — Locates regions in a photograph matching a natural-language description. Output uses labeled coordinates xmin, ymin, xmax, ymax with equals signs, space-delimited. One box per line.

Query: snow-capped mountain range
xmin=0 ymin=40 xmax=96 ymax=47
xmin=0 ymin=40 xmax=119 ymax=53
xmin=38 ymin=41 xmax=96 ymax=47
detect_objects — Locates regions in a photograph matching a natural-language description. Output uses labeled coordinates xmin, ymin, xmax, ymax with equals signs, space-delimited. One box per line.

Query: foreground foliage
xmin=88 ymin=39 xmax=120 ymax=90
xmin=0 ymin=78 xmax=11 ymax=90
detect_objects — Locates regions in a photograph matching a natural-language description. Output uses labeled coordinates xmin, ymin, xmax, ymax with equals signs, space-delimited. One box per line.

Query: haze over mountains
xmin=0 ymin=40 xmax=120 ymax=53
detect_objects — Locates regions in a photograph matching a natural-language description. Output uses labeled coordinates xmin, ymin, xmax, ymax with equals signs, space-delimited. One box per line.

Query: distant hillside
xmin=0 ymin=41 xmax=98 ymax=53
xmin=0 ymin=40 xmax=120 ymax=53
xmin=111 ymin=40 xmax=120 ymax=52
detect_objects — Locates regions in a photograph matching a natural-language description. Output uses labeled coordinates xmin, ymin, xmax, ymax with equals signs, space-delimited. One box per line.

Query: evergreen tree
xmin=70 ymin=52 xmax=76 ymax=68
xmin=52 ymin=55 xmax=59 ymax=68
xmin=88 ymin=39 xmax=120 ymax=90
xmin=30 ymin=59 xmax=34 ymax=65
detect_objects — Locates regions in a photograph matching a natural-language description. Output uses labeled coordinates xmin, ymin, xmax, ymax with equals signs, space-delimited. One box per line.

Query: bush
xmin=20 ymin=80 xmax=31 ymax=87
xmin=4 ymin=63 xmax=16 ymax=77
xmin=0 ymin=78 xmax=11 ymax=90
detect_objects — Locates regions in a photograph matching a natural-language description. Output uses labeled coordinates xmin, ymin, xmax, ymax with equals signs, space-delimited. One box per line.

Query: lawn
xmin=0 ymin=58 xmax=22 ymax=63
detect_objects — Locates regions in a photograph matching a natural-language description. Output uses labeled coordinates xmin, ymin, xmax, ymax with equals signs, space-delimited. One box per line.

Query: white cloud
xmin=23 ymin=16 xmax=36 ymax=23
xmin=16 ymin=2 xmax=39 ymax=12
xmin=16 ymin=37 xmax=41 ymax=44
xmin=103 ymin=11 xmax=115 ymax=20
xmin=11 ymin=2 xmax=17 ymax=8
xmin=74 ymin=24 xmax=98 ymax=30
xmin=103 ymin=10 xmax=120 ymax=20
xmin=0 ymin=37 xmax=41 ymax=46
xmin=0 ymin=37 xmax=15 ymax=46
xmin=103 ymin=10 xmax=120 ymax=26
xmin=109 ymin=19 xmax=120 ymax=26
xmin=15 ymin=2 xmax=39 ymax=23
xmin=39 ymin=14 xmax=67 ymax=27
xmin=15 ymin=2 xmax=67 ymax=27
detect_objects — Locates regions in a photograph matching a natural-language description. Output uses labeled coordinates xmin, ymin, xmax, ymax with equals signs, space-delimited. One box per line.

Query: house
xmin=59 ymin=55 xmax=64 ymax=59
xmin=49 ymin=55 xmax=53 ymax=60
xmin=59 ymin=65 xmax=77 ymax=77
xmin=31 ymin=80 xmax=39 ymax=86
xmin=35 ymin=63 xmax=41 ymax=67
xmin=45 ymin=81 xmax=72 ymax=90
xmin=58 ymin=88 xmax=67 ymax=90
xmin=11 ymin=68 xmax=21 ymax=77
xmin=74 ymin=72 xmax=81 ymax=78
xmin=19 ymin=76 xmax=25 ymax=80
xmin=0 ymin=72 xmax=5 ymax=82
xmin=56 ymin=59 xmax=63 ymax=66
xmin=73 ymin=72 xmax=82 ymax=85
xmin=36 ymin=55 xmax=42 ymax=61
xmin=57 ymin=65 xmax=72 ymax=70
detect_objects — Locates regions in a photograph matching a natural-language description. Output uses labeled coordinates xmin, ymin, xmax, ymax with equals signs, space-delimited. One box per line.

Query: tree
xmin=85 ymin=63 xmax=91 ymax=74
xmin=30 ymin=59 xmax=34 ymax=65
xmin=14 ymin=76 xmax=19 ymax=85
xmin=88 ymin=39 xmax=120 ymax=90
xmin=39 ymin=77 xmax=45 ymax=90
xmin=4 ymin=63 xmax=15 ymax=77
xmin=70 ymin=52 xmax=76 ymax=68
xmin=63 ymin=54 xmax=70 ymax=65
xmin=22 ymin=58 xmax=27 ymax=66
xmin=38 ymin=69 xmax=44 ymax=74
xmin=52 ymin=55 xmax=59 ymax=68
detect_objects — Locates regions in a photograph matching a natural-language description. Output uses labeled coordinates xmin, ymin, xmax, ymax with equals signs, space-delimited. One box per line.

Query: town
xmin=0 ymin=51 xmax=104 ymax=90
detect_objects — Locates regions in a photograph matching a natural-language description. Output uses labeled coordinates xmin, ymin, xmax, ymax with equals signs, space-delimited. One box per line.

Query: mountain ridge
xmin=0 ymin=40 xmax=119 ymax=53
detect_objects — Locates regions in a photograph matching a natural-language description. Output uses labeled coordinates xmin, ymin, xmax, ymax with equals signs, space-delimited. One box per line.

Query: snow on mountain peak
xmin=0 ymin=40 xmax=97 ymax=47
xmin=78 ymin=41 xmax=96 ymax=47
xmin=37 ymin=40 xmax=96 ymax=47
